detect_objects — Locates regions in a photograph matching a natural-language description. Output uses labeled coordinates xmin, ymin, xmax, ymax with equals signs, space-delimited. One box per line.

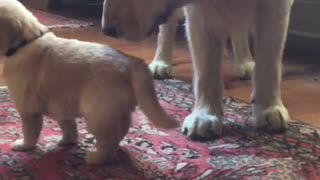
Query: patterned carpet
xmin=0 ymin=80 xmax=319 ymax=179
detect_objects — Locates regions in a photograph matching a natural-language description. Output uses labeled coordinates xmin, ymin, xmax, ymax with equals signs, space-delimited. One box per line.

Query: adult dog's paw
xmin=181 ymin=108 xmax=223 ymax=139
xmin=236 ymin=61 xmax=255 ymax=80
xmin=149 ymin=60 xmax=171 ymax=79
xmin=254 ymin=104 xmax=289 ymax=132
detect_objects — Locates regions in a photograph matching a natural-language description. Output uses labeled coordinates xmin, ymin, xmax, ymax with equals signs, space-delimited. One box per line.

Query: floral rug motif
xmin=0 ymin=80 xmax=319 ymax=180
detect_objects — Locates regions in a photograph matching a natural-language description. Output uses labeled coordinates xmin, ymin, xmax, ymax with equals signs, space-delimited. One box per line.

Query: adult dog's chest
xmin=187 ymin=0 xmax=256 ymax=31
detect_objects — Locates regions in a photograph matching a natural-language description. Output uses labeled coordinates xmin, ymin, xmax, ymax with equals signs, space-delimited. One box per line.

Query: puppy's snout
xmin=103 ymin=27 xmax=118 ymax=37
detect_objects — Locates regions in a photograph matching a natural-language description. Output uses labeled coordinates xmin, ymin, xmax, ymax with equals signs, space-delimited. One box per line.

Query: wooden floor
xmin=0 ymin=6 xmax=319 ymax=128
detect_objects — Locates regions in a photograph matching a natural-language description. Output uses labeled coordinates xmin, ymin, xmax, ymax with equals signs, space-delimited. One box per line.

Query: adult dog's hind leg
xmin=230 ymin=30 xmax=255 ymax=80
xmin=252 ymin=0 xmax=293 ymax=132
xmin=181 ymin=7 xmax=224 ymax=139
xmin=149 ymin=9 xmax=183 ymax=79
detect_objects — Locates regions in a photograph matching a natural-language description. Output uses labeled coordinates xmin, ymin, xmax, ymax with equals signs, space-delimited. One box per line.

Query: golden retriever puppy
xmin=0 ymin=0 xmax=179 ymax=164
xmin=149 ymin=8 xmax=254 ymax=80
xmin=102 ymin=0 xmax=293 ymax=138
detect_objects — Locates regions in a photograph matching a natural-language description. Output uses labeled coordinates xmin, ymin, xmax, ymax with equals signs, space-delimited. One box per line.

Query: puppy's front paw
xmin=254 ymin=104 xmax=289 ymax=132
xmin=149 ymin=60 xmax=171 ymax=79
xmin=12 ymin=139 xmax=36 ymax=151
xmin=181 ymin=108 xmax=223 ymax=139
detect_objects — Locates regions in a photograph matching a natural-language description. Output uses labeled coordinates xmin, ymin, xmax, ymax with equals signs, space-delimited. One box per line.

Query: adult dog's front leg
xmin=252 ymin=0 xmax=293 ymax=132
xmin=181 ymin=8 xmax=224 ymax=139
xmin=12 ymin=113 xmax=43 ymax=151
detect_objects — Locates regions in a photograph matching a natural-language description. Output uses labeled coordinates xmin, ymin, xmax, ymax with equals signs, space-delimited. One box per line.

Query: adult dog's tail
xmin=130 ymin=60 xmax=179 ymax=129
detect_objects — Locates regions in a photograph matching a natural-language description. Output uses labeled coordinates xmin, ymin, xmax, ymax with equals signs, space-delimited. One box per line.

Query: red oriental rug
xmin=29 ymin=8 xmax=94 ymax=29
xmin=0 ymin=79 xmax=319 ymax=179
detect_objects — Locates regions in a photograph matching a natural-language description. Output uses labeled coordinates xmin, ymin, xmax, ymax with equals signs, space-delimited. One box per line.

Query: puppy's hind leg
xmin=85 ymin=137 xmax=120 ymax=165
xmin=57 ymin=119 xmax=78 ymax=146
xmin=84 ymin=113 xmax=130 ymax=164
xmin=12 ymin=113 xmax=43 ymax=151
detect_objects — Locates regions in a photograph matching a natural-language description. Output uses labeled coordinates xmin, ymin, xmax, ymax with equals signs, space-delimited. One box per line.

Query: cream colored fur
xmin=102 ymin=0 xmax=293 ymax=139
xmin=148 ymin=9 xmax=184 ymax=78
xmin=0 ymin=0 xmax=179 ymax=164
xmin=149 ymin=8 xmax=254 ymax=79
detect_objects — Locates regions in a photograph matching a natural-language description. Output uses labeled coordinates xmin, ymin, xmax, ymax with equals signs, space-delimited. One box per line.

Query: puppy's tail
xmin=130 ymin=60 xmax=179 ymax=129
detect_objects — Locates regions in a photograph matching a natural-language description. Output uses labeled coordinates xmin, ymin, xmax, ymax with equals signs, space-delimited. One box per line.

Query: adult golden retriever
xmin=102 ymin=0 xmax=293 ymax=138
xmin=0 ymin=0 xmax=178 ymax=164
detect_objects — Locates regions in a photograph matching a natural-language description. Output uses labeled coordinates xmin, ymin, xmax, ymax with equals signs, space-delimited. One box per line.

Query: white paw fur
xmin=181 ymin=108 xmax=223 ymax=138
xmin=12 ymin=139 xmax=36 ymax=151
xmin=236 ymin=60 xmax=255 ymax=80
xmin=149 ymin=60 xmax=171 ymax=78
xmin=254 ymin=104 xmax=289 ymax=131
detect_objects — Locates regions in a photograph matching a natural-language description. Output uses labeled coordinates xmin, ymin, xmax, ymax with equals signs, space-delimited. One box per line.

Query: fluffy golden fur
xmin=102 ymin=0 xmax=293 ymax=138
xmin=149 ymin=8 xmax=254 ymax=80
xmin=0 ymin=0 xmax=179 ymax=164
